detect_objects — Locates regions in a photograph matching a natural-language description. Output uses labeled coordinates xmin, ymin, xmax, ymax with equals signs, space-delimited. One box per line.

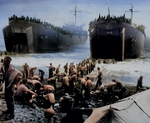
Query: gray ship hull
xmin=3 ymin=20 xmax=87 ymax=53
xmin=89 ymin=20 xmax=145 ymax=60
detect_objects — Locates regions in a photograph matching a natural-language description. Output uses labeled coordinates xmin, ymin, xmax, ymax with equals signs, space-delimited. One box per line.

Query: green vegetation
xmin=89 ymin=14 xmax=131 ymax=26
xmin=133 ymin=24 xmax=146 ymax=35
xmin=9 ymin=15 xmax=73 ymax=35
xmin=89 ymin=14 xmax=146 ymax=35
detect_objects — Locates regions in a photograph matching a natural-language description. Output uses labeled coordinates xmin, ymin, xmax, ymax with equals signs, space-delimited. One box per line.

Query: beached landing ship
xmin=2 ymin=15 xmax=88 ymax=53
xmin=89 ymin=7 xmax=145 ymax=61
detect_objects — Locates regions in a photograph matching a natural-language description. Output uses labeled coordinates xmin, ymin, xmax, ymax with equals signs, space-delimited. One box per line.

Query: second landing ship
xmin=89 ymin=7 xmax=145 ymax=60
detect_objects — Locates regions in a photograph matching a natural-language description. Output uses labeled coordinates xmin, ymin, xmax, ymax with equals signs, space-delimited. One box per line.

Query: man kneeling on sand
xmin=15 ymin=79 xmax=37 ymax=104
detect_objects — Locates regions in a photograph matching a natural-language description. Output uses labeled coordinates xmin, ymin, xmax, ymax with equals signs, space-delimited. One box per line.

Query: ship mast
xmin=108 ymin=7 xmax=110 ymax=16
xmin=70 ymin=6 xmax=82 ymax=26
xmin=125 ymin=4 xmax=139 ymax=26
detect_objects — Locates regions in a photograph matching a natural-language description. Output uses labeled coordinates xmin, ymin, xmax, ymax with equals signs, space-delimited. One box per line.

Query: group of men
xmin=21 ymin=63 xmax=45 ymax=82
xmin=47 ymin=58 xmax=97 ymax=98
xmin=66 ymin=58 xmax=96 ymax=78
xmin=0 ymin=57 xmax=55 ymax=120
xmin=15 ymin=78 xmax=56 ymax=119
xmin=18 ymin=63 xmax=56 ymax=119
xmin=0 ymin=56 xmax=147 ymax=121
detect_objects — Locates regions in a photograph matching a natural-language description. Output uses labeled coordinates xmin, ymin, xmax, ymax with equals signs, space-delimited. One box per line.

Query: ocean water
xmin=0 ymin=38 xmax=91 ymax=78
xmin=93 ymin=55 xmax=150 ymax=86
xmin=0 ymin=38 xmax=150 ymax=87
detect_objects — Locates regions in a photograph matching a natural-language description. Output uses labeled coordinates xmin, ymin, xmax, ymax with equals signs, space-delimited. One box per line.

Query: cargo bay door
xmin=91 ymin=28 xmax=125 ymax=61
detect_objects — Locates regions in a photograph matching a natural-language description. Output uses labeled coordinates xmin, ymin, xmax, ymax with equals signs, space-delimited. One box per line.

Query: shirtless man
xmin=95 ymin=67 xmax=103 ymax=90
xmin=70 ymin=63 xmax=76 ymax=75
xmin=38 ymin=69 xmax=45 ymax=83
xmin=80 ymin=64 xmax=85 ymax=78
xmin=21 ymin=63 xmax=29 ymax=79
xmin=80 ymin=76 xmax=87 ymax=98
xmin=85 ymin=76 xmax=92 ymax=100
xmin=29 ymin=67 xmax=37 ymax=77
xmin=27 ymin=79 xmax=42 ymax=91
xmin=31 ymin=74 xmax=41 ymax=81
xmin=69 ymin=63 xmax=73 ymax=75
xmin=86 ymin=63 xmax=89 ymax=75
xmin=62 ymin=73 xmax=69 ymax=94
xmin=48 ymin=63 xmax=55 ymax=79
xmin=40 ymin=84 xmax=55 ymax=93
xmin=106 ymin=82 xmax=117 ymax=104
xmin=76 ymin=63 xmax=81 ymax=75
xmin=72 ymin=68 xmax=77 ymax=74
xmin=47 ymin=76 xmax=57 ymax=92
xmin=69 ymin=72 xmax=77 ymax=95
xmin=56 ymin=64 xmax=61 ymax=74
xmin=44 ymin=107 xmax=56 ymax=120
xmin=63 ymin=63 xmax=68 ymax=73
xmin=41 ymin=87 xmax=56 ymax=120
xmin=43 ymin=92 xmax=55 ymax=108
xmin=112 ymin=79 xmax=126 ymax=99
xmin=15 ymin=79 xmax=37 ymax=104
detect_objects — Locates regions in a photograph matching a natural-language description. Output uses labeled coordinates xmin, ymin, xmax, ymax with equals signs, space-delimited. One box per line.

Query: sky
xmin=0 ymin=0 xmax=150 ymax=44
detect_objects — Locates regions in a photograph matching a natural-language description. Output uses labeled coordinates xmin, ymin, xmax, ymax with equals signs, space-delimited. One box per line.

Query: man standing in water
xmin=94 ymin=67 xmax=103 ymax=90
xmin=38 ymin=69 xmax=45 ymax=83
xmin=56 ymin=64 xmax=61 ymax=74
xmin=85 ymin=76 xmax=92 ymax=100
xmin=1 ymin=56 xmax=22 ymax=120
xmin=21 ymin=63 xmax=29 ymax=79
xmin=62 ymin=73 xmax=70 ymax=94
xmin=29 ymin=67 xmax=37 ymax=77
xmin=63 ymin=63 xmax=68 ymax=74
xmin=69 ymin=71 xmax=77 ymax=95
xmin=48 ymin=63 xmax=55 ymax=79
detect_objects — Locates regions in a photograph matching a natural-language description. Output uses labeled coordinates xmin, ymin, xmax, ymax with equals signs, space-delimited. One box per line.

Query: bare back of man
xmin=42 ymin=85 xmax=55 ymax=92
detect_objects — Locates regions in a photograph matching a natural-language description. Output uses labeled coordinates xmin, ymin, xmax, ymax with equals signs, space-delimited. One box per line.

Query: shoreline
xmin=0 ymin=53 xmax=138 ymax=87
xmin=1 ymin=51 xmax=148 ymax=92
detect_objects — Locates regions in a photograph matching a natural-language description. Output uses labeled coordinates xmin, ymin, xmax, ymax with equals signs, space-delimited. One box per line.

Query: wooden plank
xmin=122 ymin=28 xmax=125 ymax=61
